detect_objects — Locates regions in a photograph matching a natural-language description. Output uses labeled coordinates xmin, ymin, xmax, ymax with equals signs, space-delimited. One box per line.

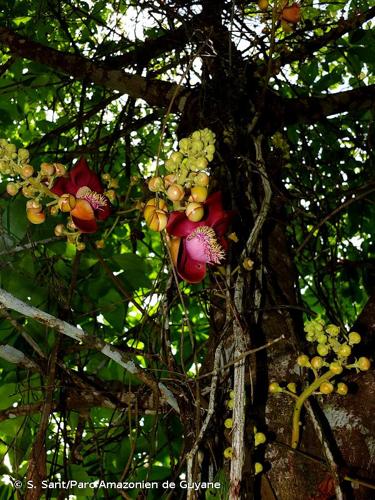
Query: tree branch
xmin=0 ymin=27 xmax=190 ymax=111
xmin=0 ymin=288 xmax=180 ymax=413
xmin=282 ymin=85 xmax=375 ymax=126
xmin=278 ymin=6 xmax=375 ymax=67
xmin=105 ymin=15 xmax=202 ymax=68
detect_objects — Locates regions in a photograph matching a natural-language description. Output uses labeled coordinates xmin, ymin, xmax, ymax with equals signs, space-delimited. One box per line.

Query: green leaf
xmin=112 ymin=253 xmax=152 ymax=289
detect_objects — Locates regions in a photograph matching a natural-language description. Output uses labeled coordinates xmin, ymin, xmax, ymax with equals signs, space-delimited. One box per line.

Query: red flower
xmin=166 ymin=192 xmax=233 ymax=283
xmin=51 ymin=157 xmax=111 ymax=233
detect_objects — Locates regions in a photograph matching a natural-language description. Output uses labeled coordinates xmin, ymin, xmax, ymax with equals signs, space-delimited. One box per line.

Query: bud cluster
xmin=143 ymin=129 xmax=216 ymax=232
xmin=0 ymin=139 xmax=66 ymax=225
xmin=223 ymin=390 xmax=265 ymax=476
xmin=269 ymin=318 xmax=371 ymax=448
xmin=269 ymin=319 xmax=370 ymax=399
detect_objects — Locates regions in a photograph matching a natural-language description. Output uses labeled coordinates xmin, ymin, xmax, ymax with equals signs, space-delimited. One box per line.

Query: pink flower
xmin=166 ymin=192 xmax=233 ymax=283
xmin=51 ymin=158 xmax=111 ymax=233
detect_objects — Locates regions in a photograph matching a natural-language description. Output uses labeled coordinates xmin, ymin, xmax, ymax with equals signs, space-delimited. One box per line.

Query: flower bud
xmin=27 ymin=209 xmax=46 ymax=224
xmin=224 ymin=418 xmax=233 ymax=429
xmin=297 ymin=354 xmax=310 ymax=367
xmin=223 ymin=447 xmax=233 ymax=459
xmin=95 ymin=239 xmax=105 ymax=249
xmin=26 ymin=199 xmax=42 ymax=213
xmin=189 ymin=186 xmax=208 ymax=203
xmin=54 ymin=224 xmax=65 ymax=237
xmin=338 ymin=344 xmax=351 ymax=358
xmin=21 ymin=164 xmax=34 ymax=179
xmin=317 ymin=344 xmax=329 ymax=357
xmin=287 ymin=382 xmax=297 ymax=393
xmin=194 ymin=172 xmax=209 ymax=187
xmin=58 ymin=194 xmax=76 ymax=212
xmin=254 ymin=432 xmax=266 ymax=446
xmin=326 ymin=324 xmax=340 ymax=336
xmin=22 ymin=185 xmax=36 ymax=198
xmin=170 ymin=151 xmax=183 ymax=164
xmin=258 ymin=0 xmax=269 ymax=11
xmin=40 ymin=162 xmax=55 ymax=176
xmin=319 ymin=381 xmax=334 ymax=394
xmin=53 ymin=163 xmax=66 ymax=177
xmin=179 ymin=138 xmax=190 ymax=154
xmin=243 ymin=258 xmax=254 ymax=271
xmin=337 ymin=383 xmax=348 ymax=396
xmin=186 ymin=202 xmax=204 ymax=222
xmin=108 ymin=178 xmax=119 ymax=189
xmin=310 ymin=356 xmax=324 ymax=370
xmin=77 ymin=242 xmax=86 ymax=251
xmin=17 ymin=148 xmax=29 ymax=162
xmin=105 ymin=189 xmax=116 ymax=202
xmin=67 ymin=219 xmax=77 ymax=231
xmin=145 ymin=209 xmax=168 ymax=232
xmin=102 ymin=173 xmax=111 ymax=182
xmin=348 ymin=332 xmax=361 ymax=345
xmin=167 ymin=183 xmax=185 ymax=202
xmin=143 ymin=198 xmax=168 ymax=221
xmin=148 ymin=176 xmax=164 ymax=192
xmin=255 ymin=463 xmax=263 ymax=475
xmin=50 ymin=205 xmax=59 ymax=216
xmin=269 ymin=382 xmax=282 ymax=393
xmin=329 ymin=361 xmax=343 ymax=375
xmin=228 ymin=390 xmax=235 ymax=399
xmin=357 ymin=357 xmax=371 ymax=371
xmin=226 ymin=399 xmax=234 ymax=410
xmin=196 ymin=157 xmax=208 ymax=170
xmin=164 ymin=174 xmax=177 ymax=188
xmin=6 ymin=182 xmax=19 ymax=196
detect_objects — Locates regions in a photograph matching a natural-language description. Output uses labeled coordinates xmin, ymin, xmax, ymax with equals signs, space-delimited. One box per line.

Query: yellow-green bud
xmin=348 ymin=332 xmax=361 ymax=345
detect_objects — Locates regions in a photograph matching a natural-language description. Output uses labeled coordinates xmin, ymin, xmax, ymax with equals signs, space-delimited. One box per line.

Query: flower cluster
xmin=269 ymin=318 xmax=371 ymax=448
xmin=258 ymin=0 xmax=301 ymax=33
xmin=1 ymin=139 xmax=113 ymax=249
xmin=142 ymin=129 xmax=233 ymax=283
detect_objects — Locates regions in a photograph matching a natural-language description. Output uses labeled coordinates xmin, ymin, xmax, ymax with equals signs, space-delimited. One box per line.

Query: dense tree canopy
xmin=0 ymin=1 xmax=374 ymax=499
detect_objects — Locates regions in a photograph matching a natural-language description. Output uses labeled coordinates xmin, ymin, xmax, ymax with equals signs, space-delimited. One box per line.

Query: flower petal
xmin=177 ymin=240 xmax=207 ymax=283
xmin=166 ymin=211 xmax=203 ymax=237
xmin=71 ymin=215 xmax=98 ymax=233
xmin=51 ymin=177 xmax=70 ymax=196
xmin=69 ymin=157 xmax=104 ymax=194
xmin=71 ymin=199 xmax=95 ymax=221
